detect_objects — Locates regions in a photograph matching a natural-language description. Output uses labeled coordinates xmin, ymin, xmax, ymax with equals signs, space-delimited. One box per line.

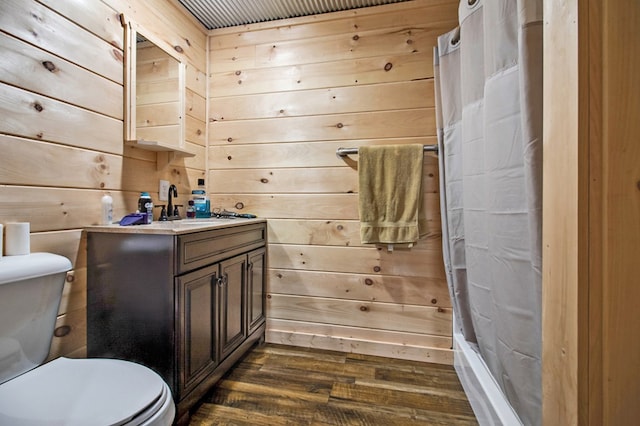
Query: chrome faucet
xmin=167 ymin=184 xmax=178 ymax=219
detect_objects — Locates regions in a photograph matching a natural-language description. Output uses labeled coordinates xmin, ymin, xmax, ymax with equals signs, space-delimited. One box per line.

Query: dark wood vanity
xmin=86 ymin=220 xmax=266 ymax=423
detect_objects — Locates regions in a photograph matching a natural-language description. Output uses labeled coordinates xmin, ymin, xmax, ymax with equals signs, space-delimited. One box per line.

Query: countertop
xmin=86 ymin=217 xmax=266 ymax=235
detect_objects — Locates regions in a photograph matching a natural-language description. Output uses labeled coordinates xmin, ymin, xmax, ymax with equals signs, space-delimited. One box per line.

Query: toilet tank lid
xmin=0 ymin=253 xmax=72 ymax=285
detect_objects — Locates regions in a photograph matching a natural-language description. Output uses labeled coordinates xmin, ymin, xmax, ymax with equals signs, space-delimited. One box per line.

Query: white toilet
xmin=0 ymin=253 xmax=175 ymax=425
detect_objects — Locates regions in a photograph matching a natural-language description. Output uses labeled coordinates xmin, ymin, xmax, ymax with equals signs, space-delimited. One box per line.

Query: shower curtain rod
xmin=336 ymin=144 xmax=439 ymax=157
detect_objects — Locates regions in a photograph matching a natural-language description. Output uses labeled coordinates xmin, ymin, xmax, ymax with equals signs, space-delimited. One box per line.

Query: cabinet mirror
xmin=122 ymin=18 xmax=194 ymax=159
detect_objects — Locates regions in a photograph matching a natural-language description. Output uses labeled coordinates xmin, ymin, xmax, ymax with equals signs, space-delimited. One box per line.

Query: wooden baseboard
xmin=266 ymin=330 xmax=453 ymax=365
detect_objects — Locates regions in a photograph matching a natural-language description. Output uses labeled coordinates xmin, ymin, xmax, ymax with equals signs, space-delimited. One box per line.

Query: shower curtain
xmin=435 ymin=1 xmax=543 ymax=425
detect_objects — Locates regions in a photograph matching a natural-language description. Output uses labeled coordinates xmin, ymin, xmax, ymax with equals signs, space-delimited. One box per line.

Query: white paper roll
xmin=5 ymin=222 xmax=30 ymax=256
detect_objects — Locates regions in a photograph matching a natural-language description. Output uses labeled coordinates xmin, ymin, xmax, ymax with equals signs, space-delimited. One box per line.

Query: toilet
xmin=0 ymin=253 xmax=175 ymax=425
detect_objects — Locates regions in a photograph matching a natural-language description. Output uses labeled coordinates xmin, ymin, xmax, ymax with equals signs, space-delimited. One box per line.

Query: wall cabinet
xmin=87 ymin=222 xmax=266 ymax=423
xmin=121 ymin=16 xmax=196 ymax=167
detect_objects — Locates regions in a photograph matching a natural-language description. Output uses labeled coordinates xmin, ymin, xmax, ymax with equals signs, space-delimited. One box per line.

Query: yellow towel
xmin=358 ymin=144 xmax=425 ymax=244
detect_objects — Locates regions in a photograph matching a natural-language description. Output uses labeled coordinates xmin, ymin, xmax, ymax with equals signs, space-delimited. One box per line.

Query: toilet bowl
xmin=0 ymin=253 xmax=175 ymax=425
xmin=0 ymin=358 xmax=175 ymax=425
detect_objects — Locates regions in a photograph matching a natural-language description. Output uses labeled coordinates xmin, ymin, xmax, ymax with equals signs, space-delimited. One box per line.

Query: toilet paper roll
xmin=5 ymin=222 xmax=30 ymax=256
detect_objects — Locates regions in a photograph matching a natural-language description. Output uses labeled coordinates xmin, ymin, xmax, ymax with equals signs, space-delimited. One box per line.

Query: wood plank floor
xmin=189 ymin=343 xmax=478 ymax=425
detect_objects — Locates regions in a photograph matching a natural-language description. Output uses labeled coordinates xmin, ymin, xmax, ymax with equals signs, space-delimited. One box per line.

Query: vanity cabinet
xmin=87 ymin=222 xmax=266 ymax=423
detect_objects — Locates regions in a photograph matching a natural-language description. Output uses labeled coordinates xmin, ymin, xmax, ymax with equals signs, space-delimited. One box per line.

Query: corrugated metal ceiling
xmin=178 ymin=0 xmax=412 ymax=30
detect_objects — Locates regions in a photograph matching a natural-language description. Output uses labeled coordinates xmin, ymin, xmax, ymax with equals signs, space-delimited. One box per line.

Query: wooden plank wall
xmin=0 ymin=0 xmax=207 ymax=358
xmin=208 ymin=0 xmax=459 ymax=364
xmin=543 ymin=0 xmax=640 ymax=424
xmin=541 ymin=0 xmax=583 ymax=422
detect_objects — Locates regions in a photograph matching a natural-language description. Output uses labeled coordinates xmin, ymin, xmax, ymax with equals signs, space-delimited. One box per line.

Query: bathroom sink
xmin=152 ymin=218 xmax=247 ymax=230
xmin=152 ymin=217 xmax=260 ymax=234
xmin=157 ymin=219 xmax=231 ymax=227
xmin=89 ymin=217 xmax=262 ymax=235
xmin=174 ymin=218 xmax=235 ymax=225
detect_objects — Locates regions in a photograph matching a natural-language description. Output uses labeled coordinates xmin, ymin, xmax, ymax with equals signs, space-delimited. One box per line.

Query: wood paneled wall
xmin=208 ymin=0 xmax=459 ymax=364
xmin=543 ymin=0 xmax=640 ymax=424
xmin=0 ymin=0 xmax=207 ymax=358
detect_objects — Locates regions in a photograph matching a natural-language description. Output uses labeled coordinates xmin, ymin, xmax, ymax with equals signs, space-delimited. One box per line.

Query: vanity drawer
xmin=177 ymin=223 xmax=266 ymax=274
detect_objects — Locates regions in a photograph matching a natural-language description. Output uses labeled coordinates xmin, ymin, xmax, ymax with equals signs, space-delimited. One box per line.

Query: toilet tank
xmin=0 ymin=253 xmax=72 ymax=384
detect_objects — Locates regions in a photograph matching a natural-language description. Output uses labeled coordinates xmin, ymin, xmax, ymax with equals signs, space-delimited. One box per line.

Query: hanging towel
xmin=358 ymin=144 xmax=425 ymax=244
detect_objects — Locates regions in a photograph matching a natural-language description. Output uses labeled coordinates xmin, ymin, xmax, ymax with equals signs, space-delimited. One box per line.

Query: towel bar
xmin=336 ymin=144 xmax=438 ymax=157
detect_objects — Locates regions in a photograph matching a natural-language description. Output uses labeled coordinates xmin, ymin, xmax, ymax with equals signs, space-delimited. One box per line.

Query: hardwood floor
xmin=189 ymin=343 xmax=478 ymax=425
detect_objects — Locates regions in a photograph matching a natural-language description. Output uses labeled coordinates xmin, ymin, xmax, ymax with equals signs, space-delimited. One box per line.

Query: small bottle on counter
xmin=186 ymin=200 xmax=196 ymax=218
xmin=137 ymin=192 xmax=154 ymax=224
xmin=101 ymin=194 xmax=113 ymax=225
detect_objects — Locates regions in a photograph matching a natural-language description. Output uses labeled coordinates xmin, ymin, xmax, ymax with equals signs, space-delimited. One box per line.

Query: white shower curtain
xmin=435 ymin=1 xmax=543 ymax=425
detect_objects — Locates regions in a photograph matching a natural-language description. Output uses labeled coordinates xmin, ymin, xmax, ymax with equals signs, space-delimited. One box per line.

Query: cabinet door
xmin=248 ymin=248 xmax=266 ymax=333
xmin=219 ymin=254 xmax=247 ymax=360
xmin=177 ymin=263 xmax=219 ymax=397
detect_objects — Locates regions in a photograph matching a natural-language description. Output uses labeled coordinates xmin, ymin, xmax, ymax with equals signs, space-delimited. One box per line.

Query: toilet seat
xmin=0 ymin=357 xmax=174 ymax=426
